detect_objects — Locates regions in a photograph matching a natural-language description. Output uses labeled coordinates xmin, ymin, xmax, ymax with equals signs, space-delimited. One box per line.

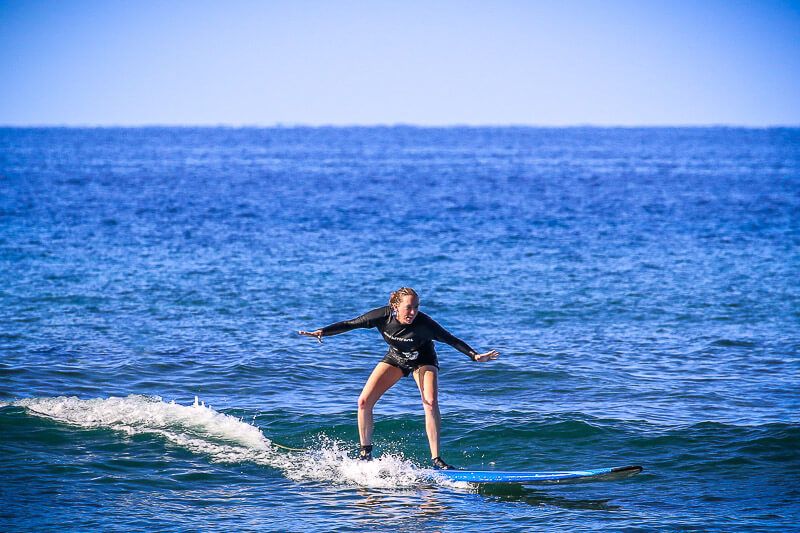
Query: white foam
xmin=283 ymin=438 xmax=426 ymax=489
xmin=6 ymin=395 xmax=466 ymax=490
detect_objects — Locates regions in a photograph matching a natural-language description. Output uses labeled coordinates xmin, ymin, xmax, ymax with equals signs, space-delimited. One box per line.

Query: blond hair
xmin=389 ymin=287 xmax=419 ymax=308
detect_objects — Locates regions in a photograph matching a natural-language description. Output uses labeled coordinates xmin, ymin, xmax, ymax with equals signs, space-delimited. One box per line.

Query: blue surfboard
xmin=431 ymin=465 xmax=643 ymax=484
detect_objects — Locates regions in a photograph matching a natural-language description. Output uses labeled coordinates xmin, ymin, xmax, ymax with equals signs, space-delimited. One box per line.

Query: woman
xmin=299 ymin=287 xmax=499 ymax=469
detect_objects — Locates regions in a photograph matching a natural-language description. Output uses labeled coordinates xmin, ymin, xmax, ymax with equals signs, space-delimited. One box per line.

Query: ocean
xmin=1 ymin=126 xmax=798 ymax=531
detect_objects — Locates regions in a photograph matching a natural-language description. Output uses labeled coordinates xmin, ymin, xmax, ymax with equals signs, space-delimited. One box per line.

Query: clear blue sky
xmin=1 ymin=0 xmax=798 ymax=126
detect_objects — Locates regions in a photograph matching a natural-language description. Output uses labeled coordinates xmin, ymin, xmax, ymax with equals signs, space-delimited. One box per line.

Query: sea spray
xmin=279 ymin=436 xmax=431 ymax=489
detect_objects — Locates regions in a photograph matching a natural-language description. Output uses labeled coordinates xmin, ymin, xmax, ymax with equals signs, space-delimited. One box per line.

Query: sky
xmin=1 ymin=0 xmax=799 ymax=126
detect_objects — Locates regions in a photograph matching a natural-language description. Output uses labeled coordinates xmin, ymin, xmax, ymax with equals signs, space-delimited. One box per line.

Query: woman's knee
xmin=421 ymin=393 xmax=438 ymax=411
xmin=358 ymin=394 xmax=374 ymax=411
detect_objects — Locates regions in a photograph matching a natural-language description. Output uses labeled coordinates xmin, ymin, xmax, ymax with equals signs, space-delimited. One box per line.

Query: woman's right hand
xmin=298 ymin=329 xmax=323 ymax=343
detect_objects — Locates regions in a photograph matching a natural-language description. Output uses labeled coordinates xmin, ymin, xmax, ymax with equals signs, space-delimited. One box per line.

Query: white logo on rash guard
xmin=383 ymin=332 xmax=414 ymax=343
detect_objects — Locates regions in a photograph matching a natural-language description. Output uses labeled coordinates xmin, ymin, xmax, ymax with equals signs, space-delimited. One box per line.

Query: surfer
xmin=299 ymin=287 xmax=499 ymax=469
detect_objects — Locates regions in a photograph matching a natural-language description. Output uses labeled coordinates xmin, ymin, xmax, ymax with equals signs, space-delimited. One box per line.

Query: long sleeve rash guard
xmin=320 ymin=306 xmax=478 ymax=361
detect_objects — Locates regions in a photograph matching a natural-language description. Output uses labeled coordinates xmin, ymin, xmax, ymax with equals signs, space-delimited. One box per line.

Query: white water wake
xmin=2 ymin=395 xmax=455 ymax=489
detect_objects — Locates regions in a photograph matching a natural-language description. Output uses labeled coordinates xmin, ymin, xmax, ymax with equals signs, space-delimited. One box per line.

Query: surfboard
xmin=431 ymin=464 xmax=643 ymax=484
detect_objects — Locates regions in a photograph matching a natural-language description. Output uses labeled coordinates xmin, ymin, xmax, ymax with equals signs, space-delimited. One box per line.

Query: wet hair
xmin=389 ymin=287 xmax=419 ymax=308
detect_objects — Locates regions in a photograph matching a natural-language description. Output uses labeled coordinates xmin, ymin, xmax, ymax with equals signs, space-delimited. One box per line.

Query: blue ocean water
xmin=1 ymin=127 xmax=798 ymax=531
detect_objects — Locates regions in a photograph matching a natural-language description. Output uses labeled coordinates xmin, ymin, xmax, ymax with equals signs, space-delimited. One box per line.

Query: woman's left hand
xmin=474 ymin=350 xmax=499 ymax=362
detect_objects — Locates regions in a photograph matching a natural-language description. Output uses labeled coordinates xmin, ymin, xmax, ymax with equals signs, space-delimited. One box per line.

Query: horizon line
xmin=1 ymin=122 xmax=799 ymax=130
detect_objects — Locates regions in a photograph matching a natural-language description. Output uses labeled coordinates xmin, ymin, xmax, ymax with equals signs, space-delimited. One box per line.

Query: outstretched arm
xmin=298 ymin=307 xmax=389 ymax=343
xmin=430 ymin=319 xmax=500 ymax=362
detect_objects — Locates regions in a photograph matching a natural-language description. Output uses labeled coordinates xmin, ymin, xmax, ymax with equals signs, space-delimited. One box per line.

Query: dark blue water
xmin=1 ymin=127 xmax=799 ymax=531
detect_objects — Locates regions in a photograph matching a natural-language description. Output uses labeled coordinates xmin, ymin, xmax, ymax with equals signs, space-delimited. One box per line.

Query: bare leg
xmin=413 ymin=365 xmax=441 ymax=458
xmin=358 ymin=362 xmax=403 ymax=447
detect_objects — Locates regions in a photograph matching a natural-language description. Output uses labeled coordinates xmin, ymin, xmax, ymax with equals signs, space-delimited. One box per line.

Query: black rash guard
xmin=320 ymin=306 xmax=478 ymax=372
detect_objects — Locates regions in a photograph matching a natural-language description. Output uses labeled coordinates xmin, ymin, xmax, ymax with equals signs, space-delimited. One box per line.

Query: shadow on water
xmin=349 ymin=483 xmax=623 ymax=516
xmin=476 ymin=483 xmax=623 ymax=511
